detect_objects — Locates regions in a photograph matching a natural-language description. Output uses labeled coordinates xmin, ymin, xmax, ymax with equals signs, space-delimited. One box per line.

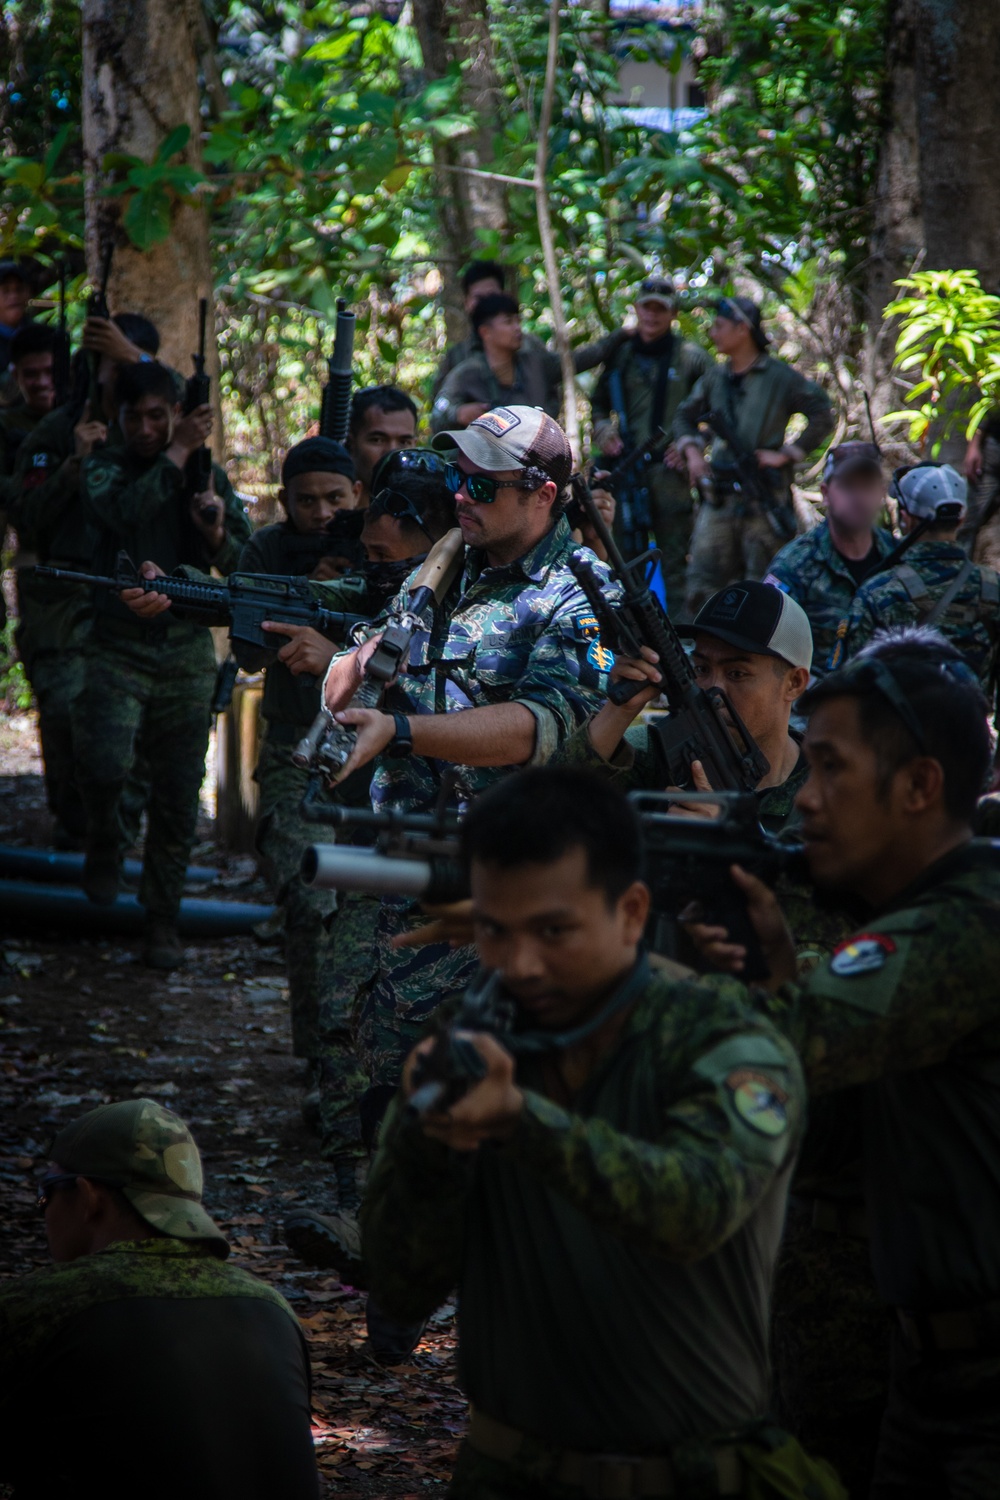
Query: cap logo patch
xmin=830 ymin=932 xmax=896 ymax=977
xmin=473 ymin=407 xmax=522 ymax=437
xmin=726 ymin=1068 xmax=789 ymax=1137
xmin=712 ymin=587 xmax=749 ymax=622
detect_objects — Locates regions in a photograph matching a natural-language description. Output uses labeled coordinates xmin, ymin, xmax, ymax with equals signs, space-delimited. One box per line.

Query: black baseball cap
xmin=636 ymin=277 xmax=676 ymax=310
xmin=822 ymin=441 xmax=882 ymax=483
xmin=680 ymin=580 xmax=813 ymax=670
xmin=0 ymin=260 xmax=30 ymax=286
xmin=714 ymin=296 xmax=769 ymax=351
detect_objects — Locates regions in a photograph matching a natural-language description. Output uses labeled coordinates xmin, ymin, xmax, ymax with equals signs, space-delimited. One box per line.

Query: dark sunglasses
xmin=443 ymin=461 xmax=548 ymax=504
xmin=368 ymin=487 xmax=434 ymax=540
xmin=37 ymin=1172 xmax=80 ymax=1213
xmin=371 ymin=449 xmax=447 ymax=485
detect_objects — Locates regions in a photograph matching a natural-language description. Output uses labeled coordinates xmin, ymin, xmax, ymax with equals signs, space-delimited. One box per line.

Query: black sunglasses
xmin=368 ymin=486 xmax=434 ymax=540
xmin=443 ymin=461 xmax=549 ymax=504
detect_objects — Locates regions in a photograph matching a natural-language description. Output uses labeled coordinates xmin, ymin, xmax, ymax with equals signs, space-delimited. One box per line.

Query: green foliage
xmin=0 ymin=621 xmax=33 ymax=714
xmin=883 ymin=271 xmax=1000 ymax=450
xmin=102 ymin=125 xmax=206 ymax=250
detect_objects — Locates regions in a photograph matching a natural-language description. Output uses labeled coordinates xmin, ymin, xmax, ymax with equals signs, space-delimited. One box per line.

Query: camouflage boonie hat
xmin=49 ymin=1098 xmax=228 ymax=1256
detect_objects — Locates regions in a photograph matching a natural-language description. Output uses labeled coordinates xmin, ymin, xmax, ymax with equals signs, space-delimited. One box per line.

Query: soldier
xmin=765 ymin=441 xmax=894 ymax=677
xmin=686 ymin=629 xmax=1000 ymax=1498
xmin=961 ymin=407 xmax=1000 ymax=567
xmin=431 ymin=294 xmax=625 ymax=436
xmin=590 ymin=274 xmax=713 ymax=603
xmin=283 ymin=406 xmax=615 ymax=1287
xmin=673 ymin=297 xmax=834 ymax=614
xmin=78 ymin=360 xmax=251 ymax=968
xmin=431 ymin=258 xmax=507 ymax=399
xmin=0 ymin=258 xmax=33 ymax=401
xmin=346 ymin=384 xmax=418 ymax=505
xmin=362 ymin=768 xmax=845 ymax=1500
xmin=0 ymin=1098 xmax=319 ymax=1499
xmin=839 ymin=463 xmax=1000 ymax=706
xmin=0 ymin=325 xmax=58 ymax=638
xmin=8 ymin=311 xmax=161 ymax=845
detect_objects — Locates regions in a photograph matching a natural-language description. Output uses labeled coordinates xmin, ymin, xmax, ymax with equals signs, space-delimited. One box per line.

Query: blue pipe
xmin=0 ymin=880 xmax=274 ymax=937
xmin=0 ymin=845 xmax=218 ymax=887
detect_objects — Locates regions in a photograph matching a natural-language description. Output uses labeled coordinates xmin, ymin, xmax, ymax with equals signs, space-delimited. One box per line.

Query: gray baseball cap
xmin=432 ymin=404 xmax=573 ymax=489
xmin=891 ymin=463 xmax=966 ymax=520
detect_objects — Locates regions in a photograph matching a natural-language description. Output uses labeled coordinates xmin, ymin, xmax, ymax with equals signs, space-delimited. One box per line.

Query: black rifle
xmin=584 ymin=428 xmax=671 ymax=558
xmin=184 ymin=297 xmax=216 ymax=522
xmin=53 ymin=262 xmax=71 ymax=406
xmin=704 ymin=407 xmax=797 ymax=541
xmin=34 ymin=552 xmax=365 ymax=674
xmin=83 ymin=243 xmax=114 ymax=435
xmin=280 ymin=511 xmax=366 ymax=575
xmin=407 ymin=969 xmax=513 ymax=1115
xmin=292 ymin=529 xmax=464 ymax=776
xmin=319 ymin=298 xmax=355 ymax=443
xmin=566 ymin=480 xmax=770 ymax=792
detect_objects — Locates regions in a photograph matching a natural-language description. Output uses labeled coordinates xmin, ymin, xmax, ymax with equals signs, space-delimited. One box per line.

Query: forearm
xmin=409 ymin=701 xmax=537 ymax=767
xmin=794 ymin=398 xmax=835 ymax=458
xmin=362 ymin=1098 xmax=472 ymax=1321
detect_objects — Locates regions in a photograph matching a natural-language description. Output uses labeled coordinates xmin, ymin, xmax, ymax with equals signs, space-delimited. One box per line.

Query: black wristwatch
xmin=388 ymin=711 xmax=414 ymax=758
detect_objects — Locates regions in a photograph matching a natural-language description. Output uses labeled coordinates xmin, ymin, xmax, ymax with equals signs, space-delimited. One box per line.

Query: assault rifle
xmin=83 ymin=243 xmax=114 ymax=433
xmin=319 ymin=298 xmax=355 ymax=444
xmin=280 ymin=510 xmax=366 ymax=574
xmin=33 ymin=552 xmax=366 ymax=675
xmin=703 ymin=407 xmax=797 ymax=542
xmin=582 ymin=428 xmax=671 ymax=558
xmin=53 ymin=262 xmax=71 ymax=406
xmin=292 ymin=528 xmax=465 ymax=776
xmin=566 ymin=480 xmax=770 ymax=792
xmin=184 ymin=297 xmax=216 ymax=522
xmin=299 ymin=795 xmax=465 ymax=904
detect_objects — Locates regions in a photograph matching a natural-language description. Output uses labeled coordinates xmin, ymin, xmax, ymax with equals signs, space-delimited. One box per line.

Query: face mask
xmin=363 ymin=553 xmax=426 ymax=603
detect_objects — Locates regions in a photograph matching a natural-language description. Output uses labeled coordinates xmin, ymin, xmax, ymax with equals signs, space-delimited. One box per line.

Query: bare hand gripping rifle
xmin=292 ymin=528 xmax=465 ymax=776
xmin=566 ymin=478 xmax=770 ymax=792
xmin=319 ymin=298 xmax=356 ymax=443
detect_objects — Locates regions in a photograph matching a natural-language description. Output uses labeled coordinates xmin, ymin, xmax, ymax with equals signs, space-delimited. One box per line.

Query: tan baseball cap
xmin=50 ymin=1098 xmax=229 ymax=1256
xmin=432 ymin=404 xmax=573 ymax=489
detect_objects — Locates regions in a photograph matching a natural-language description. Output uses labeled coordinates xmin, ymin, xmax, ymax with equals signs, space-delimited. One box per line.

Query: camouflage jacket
xmin=363 ymin=958 xmax=805 ymax=1448
xmin=431 ymin=331 xmax=626 ymax=433
xmin=702 ymin=842 xmax=1000 ymax=1310
xmin=673 ymin=354 xmax=834 ymax=503
xmin=337 ymin=516 xmax=617 ymax=816
xmin=840 ymin=538 xmax=1000 ymax=695
xmin=8 ymin=402 xmax=122 ymax=562
xmin=764 ymin=519 xmax=895 ymax=676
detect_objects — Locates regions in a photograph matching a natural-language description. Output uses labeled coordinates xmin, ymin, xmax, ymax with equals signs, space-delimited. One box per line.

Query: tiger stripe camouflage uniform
xmin=839 ymin=539 xmax=1000 ymax=702
xmin=363 ymin=960 xmax=848 ymax=1500
xmin=764 ymin=519 xmax=895 ymax=678
xmin=336 ymin=514 xmax=617 ymax=1116
xmin=76 ymin=447 xmax=251 ymax=921
xmin=551 ymin=721 xmax=887 ymax=1492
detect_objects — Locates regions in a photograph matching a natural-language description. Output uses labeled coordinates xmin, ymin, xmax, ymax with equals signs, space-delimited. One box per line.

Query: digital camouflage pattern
xmin=364 ymin=962 xmax=807 ymax=1462
xmin=838 ymin=538 xmax=1000 ymax=693
xmin=764 ymin=518 xmax=895 ymax=676
xmin=0 ymin=1239 xmax=299 ymax=1381
xmin=591 ymin=334 xmax=712 ymax=607
xmin=318 ymin=889 xmax=380 ymax=1159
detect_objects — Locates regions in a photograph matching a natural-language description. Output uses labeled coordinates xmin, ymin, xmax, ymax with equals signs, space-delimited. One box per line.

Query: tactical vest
xmin=894 ymin=559 xmax=1000 ymax=630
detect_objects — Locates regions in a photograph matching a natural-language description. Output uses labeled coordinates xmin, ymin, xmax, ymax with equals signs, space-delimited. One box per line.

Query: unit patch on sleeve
xmin=726 ymin=1068 xmax=789 ymax=1137
xmin=829 ymin=933 xmax=897 ymax=978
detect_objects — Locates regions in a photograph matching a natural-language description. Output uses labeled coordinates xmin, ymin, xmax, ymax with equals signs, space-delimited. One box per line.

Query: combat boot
xmin=82 ymin=848 xmax=121 ymax=906
xmin=365 ymin=1293 xmax=428 ymax=1367
xmin=283 ymin=1156 xmax=365 ymax=1283
xmin=143 ymin=920 xmax=183 ymax=971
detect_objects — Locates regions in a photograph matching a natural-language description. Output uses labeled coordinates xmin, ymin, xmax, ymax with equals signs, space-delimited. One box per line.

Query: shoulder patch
xmin=574 ymin=611 xmax=600 ymax=641
xmin=829 ymin=932 xmax=896 ymax=977
xmin=587 ymin=640 xmax=615 ymax=672
xmin=726 ymin=1068 xmax=789 ymax=1137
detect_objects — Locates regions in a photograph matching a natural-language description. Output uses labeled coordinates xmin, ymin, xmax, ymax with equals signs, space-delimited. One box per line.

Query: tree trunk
xmin=410 ymin=0 xmax=507 ymax=340
xmin=866 ymin=0 xmax=1000 ymax=440
xmin=81 ymin=0 xmax=218 ymax=436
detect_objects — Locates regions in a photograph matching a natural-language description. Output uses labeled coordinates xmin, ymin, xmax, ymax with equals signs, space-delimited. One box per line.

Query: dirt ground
xmin=0 ymin=713 xmax=466 ymax=1498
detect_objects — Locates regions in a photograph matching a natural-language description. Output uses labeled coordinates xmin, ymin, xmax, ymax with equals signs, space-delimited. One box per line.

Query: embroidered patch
xmin=473 ymin=406 xmax=521 ymax=436
xmin=829 ymin=932 xmax=897 ymax=977
xmin=574 ymin=612 xmax=600 ymax=641
xmin=586 ymin=640 xmax=615 ymax=672
xmin=726 ymin=1068 xmax=789 ymax=1137
xmin=712 ymin=587 xmax=749 ymax=622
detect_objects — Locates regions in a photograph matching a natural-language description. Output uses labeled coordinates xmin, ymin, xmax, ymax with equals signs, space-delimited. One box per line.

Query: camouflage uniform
xmin=840 ymin=538 xmax=1000 ymax=702
xmin=333 ymin=518 xmax=615 ymax=1119
xmin=237 ymin=522 xmax=369 ymax=1061
xmin=764 ymin=518 xmax=895 ymax=678
xmin=74 ymin=448 xmax=250 ymax=920
xmin=0 ymin=399 xmax=44 ymax=652
xmin=702 ymin=841 xmax=1000 ymax=1497
xmin=431 ymin=331 xmax=625 ymax=430
xmin=590 ymin=333 xmax=713 ymax=605
xmin=673 ymin=355 xmax=834 ymax=614
xmin=364 ymin=961 xmax=845 ymax=1499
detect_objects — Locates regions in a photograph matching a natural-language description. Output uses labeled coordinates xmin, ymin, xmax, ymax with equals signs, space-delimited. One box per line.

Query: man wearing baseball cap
xmin=765 ymin=441 xmax=895 ymax=677
xmin=673 ymin=296 xmax=834 ymax=614
xmin=839 ymin=462 xmax=1000 ymax=701
xmin=288 ymin=405 xmax=616 ymax=1298
xmin=0 ymin=259 xmax=33 ymax=401
xmin=590 ymin=273 xmax=712 ymax=605
xmin=0 ymin=1098 xmax=319 ymax=1498
xmin=557 ymin=580 xmax=814 ymax=833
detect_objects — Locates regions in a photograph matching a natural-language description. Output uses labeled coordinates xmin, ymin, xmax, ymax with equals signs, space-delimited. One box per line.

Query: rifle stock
xmin=185 ymin=297 xmax=215 ymax=517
